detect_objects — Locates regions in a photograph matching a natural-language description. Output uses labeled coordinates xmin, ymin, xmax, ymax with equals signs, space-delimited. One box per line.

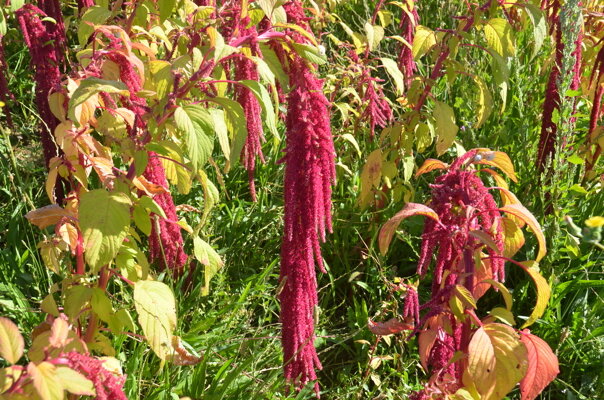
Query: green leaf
xmin=0 ymin=317 xmax=24 ymax=364
xmin=483 ymin=18 xmax=515 ymax=58
xmin=138 ymin=195 xmax=166 ymax=219
xmin=239 ymin=80 xmax=278 ymax=136
xmin=64 ymin=286 xmax=93 ymax=319
xmin=174 ymin=106 xmax=214 ymax=170
xmin=91 ymin=288 xmax=114 ymax=325
xmin=55 ymin=367 xmax=96 ymax=396
xmin=291 ymin=43 xmax=327 ymax=65
xmin=133 ymin=203 xmax=151 ymax=236
xmin=193 ymin=237 xmax=224 ymax=296
xmin=159 ymin=0 xmax=176 ymax=22
xmin=524 ymin=4 xmax=547 ymax=59
xmin=433 ymin=101 xmax=458 ymax=155
xmin=259 ymin=44 xmax=289 ymax=89
xmin=208 ymin=97 xmax=247 ymax=168
xmin=133 ymin=280 xmax=177 ymax=360
xmin=490 ymin=51 xmax=509 ymax=111
xmin=78 ymin=6 xmax=112 ymax=45
xmin=80 ymin=190 xmax=132 ymax=271
xmin=68 ymin=78 xmax=129 ymax=124
xmin=380 ymin=57 xmax=406 ymax=96
xmin=210 ymin=109 xmax=230 ymax=163
xmin=473 ymin=75 xmax=492 ymax=129
xmin=412 ymin=25 xmax=436 ymax=59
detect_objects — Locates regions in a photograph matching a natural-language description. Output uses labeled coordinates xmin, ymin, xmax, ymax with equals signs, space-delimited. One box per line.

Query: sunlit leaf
xmin=379 ymin=203 xmax=439 ymax=255
xmin=433 ymin=101 xmax=458 ymax=155
xmin=0 ymin=318 xmax=24 ymax=364
xmin=517 ymin=261 xmax=551 ymax=329
xmin=412 ymin=25 xmax=436 ymax=59
xmin=415 ymin=158 xmax=448 ymax=177
xmin=55 ymin=366 xmax=96 ymax=396
xmin=499 ymin=204 xmax=546 ymax=262
xmin=133 ymin=280 xmax=177 ymax=360
xmin=519 ymin=331 xmax=559 ymax=400
xmin=28 ymin=362 xmax=63 ymax=400
xmin=80 ymin=190 xmax=131 ymax=272
xmin=380 ymin=57 xmax=406 ymax=95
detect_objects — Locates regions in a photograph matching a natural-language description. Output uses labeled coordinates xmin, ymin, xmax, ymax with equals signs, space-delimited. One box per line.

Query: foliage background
xmin=0 ymin=0 xmax=602 ymax=399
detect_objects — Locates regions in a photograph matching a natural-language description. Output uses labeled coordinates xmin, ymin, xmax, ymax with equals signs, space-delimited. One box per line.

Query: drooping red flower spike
xmin=536 ymin=0 xmax=583 ymax=171
xmin=15 ymin=4 xmax=64 ymax=168
xmin=230 ymin=10 xmax=265 ymax=201
xmin=143 ymin=153 xmax=188 ymax=274
xmin=277 ymin=1 xmax=336 ymax=395
xmin=398 ymin=0 xmax=419 ymax=84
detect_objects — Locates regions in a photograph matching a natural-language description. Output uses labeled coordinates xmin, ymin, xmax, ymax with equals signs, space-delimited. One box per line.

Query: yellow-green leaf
xmin=473 ymin=75 xmax=492 ymax=129
xmin=380 ymin=58 xmax=406 ymax=96
xmin=0 ymin=318 xmax=24 ymax=364
xmin=193 ymin=237 xmax=224 ymax=296
xmin=28 ymin=362 xmax=63 ymax=400
xmin=433 ymin=101 xmax=458 ymax=155
xmin=517 ymin=261 xmax=551 ymax=329
xmin=502 ymin=217 xmax=525 ymax=258
xmin=499 ymin=204 xmax=546 ymax=261
xmin=80 ymin=190 xmax=132 ymax=272
xmin=483 ymin=18 xmax=515 ymax=58
xmin=133 ymin=280 xmax=177 ymax=360
xmin=412 ymin=25 xmax=436 ymax=59
xmin=55 ymin=366 xmax=95 ymax=396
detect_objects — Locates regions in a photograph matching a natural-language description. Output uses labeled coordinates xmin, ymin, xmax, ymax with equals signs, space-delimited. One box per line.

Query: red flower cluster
xmin=278 ymin=2 xmax=336 ymax=394
xmin=63 ymin=351 xmax=127 ymax=400
xmin=417 ymin=150 xmax=505 ymax=288
xmin=233 ymin=17 xmax=265 ymax=201
xmin=398 ymin=1 xmax=419 ymax=84
xmin=16 ymin=4 xmax=64 ymax=168
xmin=144 ymin=153 xmax=188 ymax=273
xmin=537 ymin=0 xmax=583 ymax=171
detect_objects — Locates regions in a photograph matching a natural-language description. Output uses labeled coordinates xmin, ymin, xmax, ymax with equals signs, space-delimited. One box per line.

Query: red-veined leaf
xmin=367 ymin=318 xmax=413 ymax=336
xmin=519 ymin=331 xmax=559 ymax=400
xmin=415 ymin=158 xmax=448 ymax=178
xmin=379 ymin=203 xmax=439 ymax=255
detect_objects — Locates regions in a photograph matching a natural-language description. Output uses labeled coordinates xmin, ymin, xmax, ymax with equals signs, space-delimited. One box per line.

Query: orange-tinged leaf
xmin=49 ymin=316 xmax=70 ymax=348
xmin=25 ymin=205 xmax=71 ymax=230
xmin=478 ymin=279 xmax=513 ymax=310
xmin=519 ymin=331 xmax=559 ymax=400
xmin=169 ymin=336 xmax=203 ymax=366
xmin=359 ymin=149 xmax=382 ymax=208
xmin=473 ymin=255 xmax=493 ymax=300
xmin=476 ymin=151 xmax=518 ymax=182
xmin=133 ymin=175 xmax=169 ymax=195
xmin=368 ymin=318 xmax=413 ymax=335
xmin=418 ymin=329 xmax=438 ymax=371
xmin=470 ymin=230 xmax=500 ymax=253
xmin=0 ymin=318 xmax=24 ymax=364
xmin=517 ymin=261 xmax=551 ymax=328
xmin=499 ymin=203 xmax=546 ymax=262
xmin=0 ymin=365 xmax=24 ymax=393
xmin=379 ymin=203 xmax=439 ymax=255
xmin=480 ymin=168 xmax=509 ymax=190
xmin=466 ymin=327 xmax=497 ymax=395
xmin=415 ymin=158 xmax=448 ymax=178
xmin=502 ymin=217 xmax=525 ymax=258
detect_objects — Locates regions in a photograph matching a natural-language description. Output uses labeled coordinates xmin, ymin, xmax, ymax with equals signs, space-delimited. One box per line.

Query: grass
xmin=0 ymin=0 xmax=602 ymax=399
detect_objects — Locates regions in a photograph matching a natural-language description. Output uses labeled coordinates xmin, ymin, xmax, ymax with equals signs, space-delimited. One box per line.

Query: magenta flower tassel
xmin=398 ymin=0 xmax=419 ymax=84
xmin=143 ymin=153 xmax=188 ymax=274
